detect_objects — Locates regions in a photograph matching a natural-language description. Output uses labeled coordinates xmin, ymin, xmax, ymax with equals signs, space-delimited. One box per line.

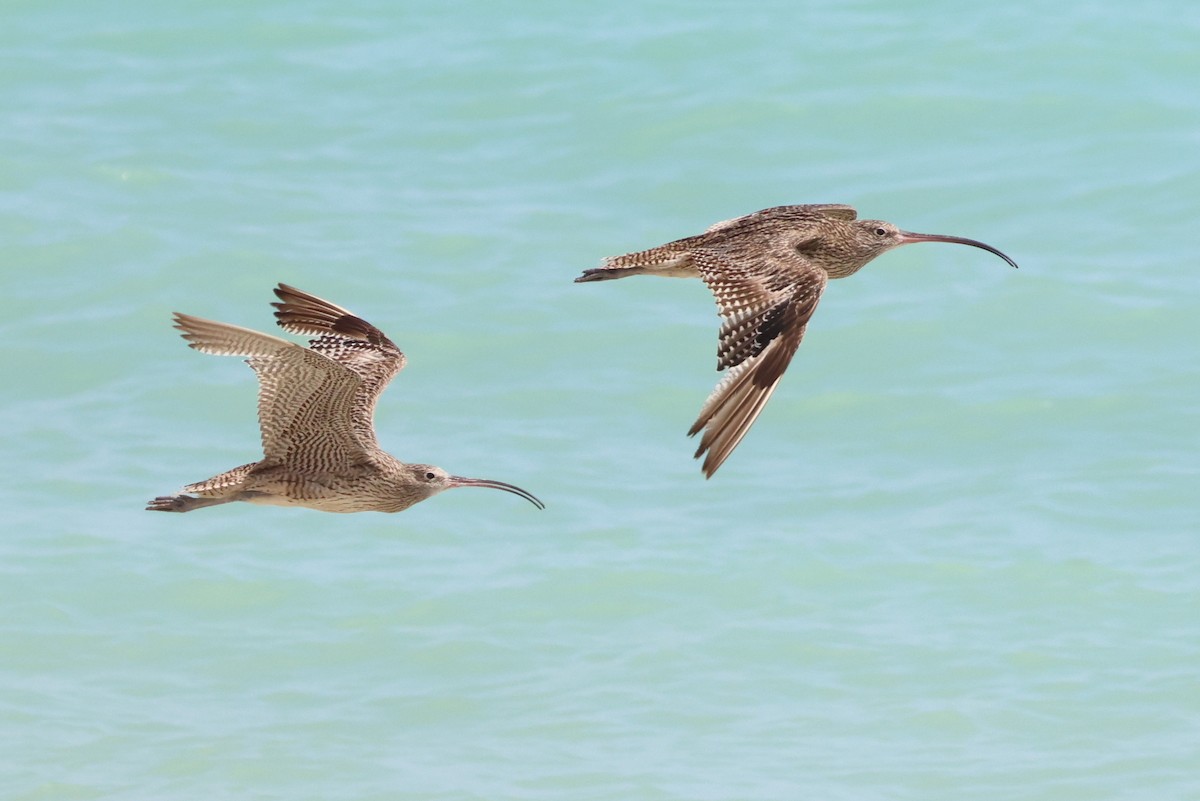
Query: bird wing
xmin=704 ymin=203 xmax=857 ymax=234
xmin=172 ymin=312 xmax=370 ymax=468
xmin=688 ymin=249 xmax=828 ymax=477
xmin=270 ymin=284 xmax=407 ymax=452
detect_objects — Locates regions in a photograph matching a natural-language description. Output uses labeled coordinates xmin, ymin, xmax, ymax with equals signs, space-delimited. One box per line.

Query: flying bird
xmin=147 ymin=284 xmax=544 ymax=513
xmin=575 ymin=204 xmax=1018 ymax=477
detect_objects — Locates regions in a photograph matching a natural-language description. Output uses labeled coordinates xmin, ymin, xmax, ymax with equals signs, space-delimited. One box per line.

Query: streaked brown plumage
xmin=147 ymin=284 xmax=544 ymax=513
xmin=575 ymin=204 xmax=1018 ymax=478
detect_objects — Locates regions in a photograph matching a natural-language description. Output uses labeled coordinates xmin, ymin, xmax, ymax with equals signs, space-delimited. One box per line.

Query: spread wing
xmin=687 ymin=249 xmax=827 ymax=478
xmin=172 ymin=313 xmax=369 ymax=468
xmin=271 ymin=283 xmax=407 ymax=452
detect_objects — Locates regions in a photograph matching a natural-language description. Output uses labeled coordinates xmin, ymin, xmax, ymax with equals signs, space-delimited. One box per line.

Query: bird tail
xmin=574 ymin=241 xmax=698 ymax=283
xmin=181 ymin=462 xmax=259 ymax=495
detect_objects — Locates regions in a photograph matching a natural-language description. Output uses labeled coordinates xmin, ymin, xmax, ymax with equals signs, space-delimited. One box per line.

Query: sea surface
xmin=2 ymin=2 xmax=1198 ymax=799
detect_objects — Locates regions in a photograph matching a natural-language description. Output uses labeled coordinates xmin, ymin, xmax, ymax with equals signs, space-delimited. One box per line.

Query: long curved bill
xmin=448 ymin=476 xmax=546 ymax=510
xmin=898 ymin=231 xmax=1019 ymax=269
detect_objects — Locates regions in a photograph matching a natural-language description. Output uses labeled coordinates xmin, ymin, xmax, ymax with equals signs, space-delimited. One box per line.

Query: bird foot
xmin=574 ymin=268 xmax=621 ymax=283
xmin=145 ymin=494 xmax=199 ymax=512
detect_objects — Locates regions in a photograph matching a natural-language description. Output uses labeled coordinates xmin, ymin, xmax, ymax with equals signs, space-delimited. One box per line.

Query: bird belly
xmin=240 ymin=471 xmax=415 ymax=514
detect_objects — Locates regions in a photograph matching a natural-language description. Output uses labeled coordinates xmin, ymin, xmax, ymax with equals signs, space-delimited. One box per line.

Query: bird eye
xmin=874 ymin=227 xmax=887 ymax=236
xmin=424 ymin=471 xmax=436 ymax=480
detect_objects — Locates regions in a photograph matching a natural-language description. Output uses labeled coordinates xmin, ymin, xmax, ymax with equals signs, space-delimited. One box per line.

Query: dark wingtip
xmin=696 ymin=451 xmax=722 ymax=480
xmin=688 ymin=429 xmax=724 ymax=479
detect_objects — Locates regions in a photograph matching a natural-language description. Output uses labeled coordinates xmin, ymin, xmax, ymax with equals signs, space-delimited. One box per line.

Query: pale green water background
xmin=2 ymin=2 xmax=1198 ymax=799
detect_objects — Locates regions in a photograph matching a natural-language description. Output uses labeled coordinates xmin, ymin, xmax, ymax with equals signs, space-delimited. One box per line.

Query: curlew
xmin=147 ymin=284 xmax=544 ymax=513
xmin=575 ymin=204 xmax=1018 ymax=478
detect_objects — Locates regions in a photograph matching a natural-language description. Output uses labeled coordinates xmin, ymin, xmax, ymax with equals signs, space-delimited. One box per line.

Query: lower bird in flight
xmin=147 ymin=283 xmax=544 ymax=513
xmin=575 ymin=204 xmax=1018 ymax=478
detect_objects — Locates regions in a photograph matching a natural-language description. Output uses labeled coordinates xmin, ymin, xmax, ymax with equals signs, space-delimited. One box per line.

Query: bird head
xmin=405 ymin=464 xmax=545 ymax=510
xmin=846 ymin=220 xmax=1020 ymax=276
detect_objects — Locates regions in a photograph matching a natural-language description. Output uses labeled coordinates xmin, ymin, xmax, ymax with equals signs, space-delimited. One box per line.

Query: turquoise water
xmin=3 ymin=1 xmax=1198 ymax=798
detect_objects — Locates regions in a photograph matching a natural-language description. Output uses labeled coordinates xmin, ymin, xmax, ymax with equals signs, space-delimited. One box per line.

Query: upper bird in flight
xmin=147 ymin=283 xmax=544 ymax=513
xmin=575 ymin=204 xmax=1018 ymax=478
